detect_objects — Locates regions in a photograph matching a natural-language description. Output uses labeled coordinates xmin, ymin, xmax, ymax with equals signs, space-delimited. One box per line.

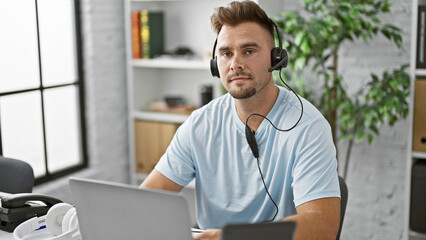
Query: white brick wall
xmin=82 ymin=0 xmax=128 ymax=178
xmin=34 ymin=0 xmax=129 ymax=203
xmin=340 ymin=1 xmax=412 ymax=239
xmin=280 ymin=0 xmax=413 ymax=239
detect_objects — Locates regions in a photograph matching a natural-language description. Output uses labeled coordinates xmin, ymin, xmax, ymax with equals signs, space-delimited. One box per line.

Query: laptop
xmin=222 ymin=221 xmax=296 ymax=240
xmin=69 ymin=177 xmax=193 ymax=240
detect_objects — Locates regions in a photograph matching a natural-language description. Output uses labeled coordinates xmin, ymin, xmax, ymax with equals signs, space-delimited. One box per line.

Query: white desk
xmin=0 ymin=230 xmax=13 ymax=239
xmin=0 ymin=228 xmax=52 ymax=240
xmin=0 ymin=228 xmax=202 ymax=239
xmin=0 ymin=230 xmax=13 ymax=240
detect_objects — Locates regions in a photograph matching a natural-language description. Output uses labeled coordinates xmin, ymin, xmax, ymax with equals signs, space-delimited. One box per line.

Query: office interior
xmin=0 ymin=0 xmax=423 ymax=240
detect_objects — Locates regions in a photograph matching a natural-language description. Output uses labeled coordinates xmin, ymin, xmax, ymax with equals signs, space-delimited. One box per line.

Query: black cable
xmin=256 ymin=157 xmax=279 ymax=222
xmin=244 ymin=68 xmax=304 ymax=132
xmin=245 ymin=68 xmax=304 ymax=222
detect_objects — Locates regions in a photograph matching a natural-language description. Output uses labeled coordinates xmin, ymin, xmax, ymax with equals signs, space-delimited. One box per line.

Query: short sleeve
xmin=155 ymin=116 xmax=196 ymax=187
xmin=292 ymin=118 xmax=340 ymax=207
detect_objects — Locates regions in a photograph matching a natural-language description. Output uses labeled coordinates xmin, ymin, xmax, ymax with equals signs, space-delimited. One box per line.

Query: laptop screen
xmin=69 ymin=177 xmax=193 ymax=240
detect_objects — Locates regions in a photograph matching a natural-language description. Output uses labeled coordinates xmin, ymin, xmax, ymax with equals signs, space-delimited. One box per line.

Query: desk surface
xmin=1 ymin=228 xmax=201 ymax=239
xmin=0 ymin=230 xmax=13 ymax=240
xmin=0 ymin=228 xmax=52 ymax=240
xmin=0 ymin=230 xmax=11 ymax=240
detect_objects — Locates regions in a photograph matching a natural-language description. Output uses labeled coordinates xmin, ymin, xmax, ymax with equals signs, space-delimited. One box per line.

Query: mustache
xmin=226 ymin=72 xmax=253 ymax=81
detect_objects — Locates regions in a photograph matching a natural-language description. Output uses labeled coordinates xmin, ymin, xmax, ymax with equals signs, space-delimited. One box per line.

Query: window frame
xmin=0 ymin=0 xmax=88 ymax=185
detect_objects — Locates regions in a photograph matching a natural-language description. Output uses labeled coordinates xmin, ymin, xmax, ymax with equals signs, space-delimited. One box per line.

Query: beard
xmin=228 ymin=85 xmax=256 ymax=99
xmin=225 ymin=72 xmax=259 ymax=99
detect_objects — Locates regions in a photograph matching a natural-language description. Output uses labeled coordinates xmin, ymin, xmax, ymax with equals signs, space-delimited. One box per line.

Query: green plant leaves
xmin=274 ymin=0 xmax=410 ymax=174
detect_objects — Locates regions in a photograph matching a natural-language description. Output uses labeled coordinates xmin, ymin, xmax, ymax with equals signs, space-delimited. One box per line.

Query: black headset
xmin=210 ymin=19 xmax=288 ymax=78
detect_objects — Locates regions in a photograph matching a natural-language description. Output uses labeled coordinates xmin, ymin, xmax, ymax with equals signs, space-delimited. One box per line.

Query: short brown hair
xmin=210 ymin=1 xmax=274 ymax=37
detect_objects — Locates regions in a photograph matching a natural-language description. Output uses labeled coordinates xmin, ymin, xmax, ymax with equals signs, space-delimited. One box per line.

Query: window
xmin=0 ymin=0 xmax=87 ymax=185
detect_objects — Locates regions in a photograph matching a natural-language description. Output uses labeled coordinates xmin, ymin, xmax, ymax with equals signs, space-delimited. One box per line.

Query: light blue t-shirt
xmin=155 ymin=85 xmax=340 ymax=230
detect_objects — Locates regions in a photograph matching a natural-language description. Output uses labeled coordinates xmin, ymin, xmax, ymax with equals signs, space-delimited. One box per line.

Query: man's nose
xmin=230 ymin=54 xmax=245 ymax=71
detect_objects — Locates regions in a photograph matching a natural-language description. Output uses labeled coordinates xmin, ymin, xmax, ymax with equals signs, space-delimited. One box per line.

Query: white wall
xmin=34 ymin=0 xmax=129 ymax=203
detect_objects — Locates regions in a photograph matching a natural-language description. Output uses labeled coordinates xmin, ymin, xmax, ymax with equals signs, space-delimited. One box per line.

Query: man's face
xmin=216 ymin=22 xmax=274 ymax=99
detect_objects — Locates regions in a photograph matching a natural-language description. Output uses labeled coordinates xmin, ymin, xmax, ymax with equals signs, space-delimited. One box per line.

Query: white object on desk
xmin=1 ymin=228 xmax=53 ymax=240
xmin=3 ymin=203 xmax=80 ymax=240
xmin=191 ymin=228 xmax=204 ymax=238
xmin=1 ymin=228 xmax=203 ymax=240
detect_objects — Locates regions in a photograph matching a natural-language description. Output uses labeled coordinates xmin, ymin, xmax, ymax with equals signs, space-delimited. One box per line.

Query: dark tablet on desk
xmin=222 ymin=221 xmax=296 ymax=240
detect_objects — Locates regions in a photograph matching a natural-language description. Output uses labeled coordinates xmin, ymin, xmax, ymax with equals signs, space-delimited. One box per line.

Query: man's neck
xmin=235 ymin=83 xmax=279 ymax=132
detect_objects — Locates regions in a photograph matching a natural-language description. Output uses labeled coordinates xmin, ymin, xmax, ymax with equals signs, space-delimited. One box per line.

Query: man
xmin=141 ymin=1 xmax=341 ymax=239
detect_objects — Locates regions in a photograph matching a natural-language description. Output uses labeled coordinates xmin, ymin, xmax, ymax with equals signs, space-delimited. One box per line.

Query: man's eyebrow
xmin=218 ymin=42 xmax=261 ymax=52
xmin=240 ymin=42 xmax=261 ymax=49
xmin=218 ymin=46 xmax=231 ymax=52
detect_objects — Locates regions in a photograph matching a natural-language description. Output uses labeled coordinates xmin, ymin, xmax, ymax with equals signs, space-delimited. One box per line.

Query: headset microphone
xmin=245 ymin=125 xmax=259 ymax=159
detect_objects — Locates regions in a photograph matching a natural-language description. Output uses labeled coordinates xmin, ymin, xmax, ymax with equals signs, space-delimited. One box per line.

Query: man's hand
xmin=193 ymin=229 xmax=221 ymax=240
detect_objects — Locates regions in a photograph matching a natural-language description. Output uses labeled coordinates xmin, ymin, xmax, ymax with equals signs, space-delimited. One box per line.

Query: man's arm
xmin=284 ymin=197 xmax=340 ymax=240
xmin=139 ymin=169 xmax=183 ymax=192
xmin=194 ymin=197 xmax=340 ymax=240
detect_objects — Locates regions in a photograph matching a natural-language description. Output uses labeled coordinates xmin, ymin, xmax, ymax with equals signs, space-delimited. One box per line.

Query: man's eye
xmin=221 ymin=52 xmax=231 ymax=57
xmin=246 ymin=50 xmax=255 ymax=55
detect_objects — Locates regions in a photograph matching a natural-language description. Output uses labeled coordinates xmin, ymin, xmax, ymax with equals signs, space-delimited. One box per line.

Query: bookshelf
xmin=407 ymin=0 xmax=426 ymax=239
xmin=132 ymin=58 xmax=210 ymax=69
xmin=124 ymin=0 xmax=284 ymax=185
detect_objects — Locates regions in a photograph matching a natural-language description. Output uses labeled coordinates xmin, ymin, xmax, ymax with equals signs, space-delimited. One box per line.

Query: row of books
xmin=131 ymin=10 xmax=164 ymax=59
xmin=417 ymin=5 xmax=426 ymax=68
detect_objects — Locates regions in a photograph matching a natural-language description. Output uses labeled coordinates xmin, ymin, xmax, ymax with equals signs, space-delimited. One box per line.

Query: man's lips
xmin=230 ymin=76 xmax=250 ymax=82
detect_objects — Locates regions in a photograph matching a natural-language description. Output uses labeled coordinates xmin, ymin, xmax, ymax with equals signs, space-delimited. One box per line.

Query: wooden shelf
xmin=415 ymin=69 xmax=426 ymax=76
xmin=409 ymin=230 xmax=426 ymax=238
xmin=132 ymin=58 xmax=210 ymax=70
xmin=408 ymin=2 xmax=426 ymax=240
xmin=133 ymin=110 xmax=189 ymax=123
xmin=412 ymin=151 xmax=426 ymax=159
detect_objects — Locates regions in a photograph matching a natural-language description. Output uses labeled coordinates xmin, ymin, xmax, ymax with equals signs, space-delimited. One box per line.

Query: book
xmin=416 ymin=5 xmax=426 ymax=68
xmin=131 ymin=11 xmax=141 ymax=59
xmin=140 ymin=10 xmax=164 ymax=59
xmin=413 ymin=79 xmax=426 ymax=152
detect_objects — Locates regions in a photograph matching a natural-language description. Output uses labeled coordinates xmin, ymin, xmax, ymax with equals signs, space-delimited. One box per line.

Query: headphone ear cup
xmin=210 ymin=57 xmax=220 ymax=78
xmin=270 ymin=47 xmax=280 ymax=67
xmin=62 ymin=207 xmax=77 ymax=233
xmin=280 ymin=49 xmax=288 ymax=68
xmin=270 ymin=48 xmax=288 ymax=70
xmin=46 ymin=203 xmax=74 ymax=236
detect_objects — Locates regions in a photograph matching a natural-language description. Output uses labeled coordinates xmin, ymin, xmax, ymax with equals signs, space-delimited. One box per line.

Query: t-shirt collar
xmin=231 ymin=86 xmax=285 ymax=138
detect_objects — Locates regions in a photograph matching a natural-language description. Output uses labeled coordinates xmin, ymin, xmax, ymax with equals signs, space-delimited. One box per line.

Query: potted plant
xmin=274 ymin=0 xmax=410 ymax=179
